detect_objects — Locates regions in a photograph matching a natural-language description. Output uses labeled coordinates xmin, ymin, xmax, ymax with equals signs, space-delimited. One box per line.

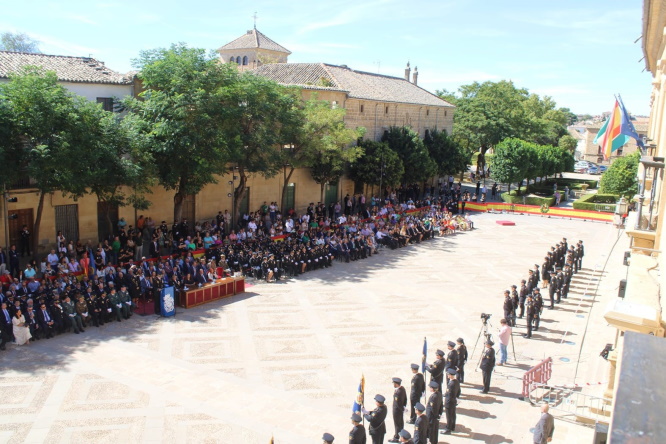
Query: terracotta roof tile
xmin=0 ymin=51 xmax=132 ymax=84
xmin=253 ymin=63 xmax=454 ymax=107
xmin=218 ymin=28 xmax=291 ymax=54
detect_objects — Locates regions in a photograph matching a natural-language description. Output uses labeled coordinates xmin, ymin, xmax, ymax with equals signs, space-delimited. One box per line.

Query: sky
xmin=2 ymin=0 xmax=652 ymax=116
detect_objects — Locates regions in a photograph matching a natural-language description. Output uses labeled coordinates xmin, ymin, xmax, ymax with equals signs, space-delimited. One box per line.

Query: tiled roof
xmin=218 ymin=28 xmax=291 ymax=54
xmin=253 ymin=63 xmax=454 ymax=108
xmin=0 ymin=51 xmax=132 ymax=84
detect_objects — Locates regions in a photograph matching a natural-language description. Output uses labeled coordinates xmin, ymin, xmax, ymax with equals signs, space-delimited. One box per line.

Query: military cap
xmin=322 ymin=432 xmax=334 ymax=442
xmin=521 ymin=279 xmax=526 ymax=283
xmin=392 ymin=377 xmax=402 ymax=385
xmin=428 ymin=381 xmax=439 ymax=389
xmin=534 ymin=288 xmax=541 ymax=292
xmin=447 ymin=341 xmax=456 ymax=348
xmin=511 ymin=284 xmax=517 ymax=288
xmin=446 ymin=368 xmax=457 ymax=375
xmin=415 ymin=402 xmax=426 ymax=411
xmin=351 ymin=413 xmax=362 ymax=422
xmin=485 ymin=339 xmax=494 ymax=346
xmin=550 ymin=270 xmax=556 ymax=274
xmin=436 ymin=349 xmax=444 ymax=357
xmin=410 ymin=363 xmax=419 ymax=370
xmin=399 ymin=430 xmax=412 ymax=439
xmin=457 ymin=337 xmax=464 ymax=344
xmin=374 ymin=394 xmax=385 ymax=403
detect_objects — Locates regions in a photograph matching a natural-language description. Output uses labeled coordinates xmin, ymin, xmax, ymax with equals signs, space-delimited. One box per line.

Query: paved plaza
xmin=1 ymin=211 xmax=627 ymax=443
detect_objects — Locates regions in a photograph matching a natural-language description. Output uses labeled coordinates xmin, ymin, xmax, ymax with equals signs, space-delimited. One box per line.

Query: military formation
xmin=497 ymin=238 xmax=585 ymax=340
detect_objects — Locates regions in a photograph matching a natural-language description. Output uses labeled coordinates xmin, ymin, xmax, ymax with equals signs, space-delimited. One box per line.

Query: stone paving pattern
xmin=0 ymin=211 xmax=627 ymax=443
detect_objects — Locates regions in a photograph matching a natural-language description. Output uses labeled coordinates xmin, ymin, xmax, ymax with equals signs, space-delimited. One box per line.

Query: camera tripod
xmin=471 ymin=317 xmax=493 ymax=370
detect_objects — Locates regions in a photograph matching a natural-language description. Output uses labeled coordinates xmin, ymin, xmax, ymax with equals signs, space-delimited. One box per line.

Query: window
xmin=445 ymin=111 xmax=447 ymax=117
xmin=242 ymin=56 xmax=248 ymax=65
xmin=426 ymin=109 xmax=429 ymax=116
xmin=360 ymin=104 xmax=364 ymax=113
xmin=385 ymin=106 xmax=389 ymax=114
xmin=236 ymin=56 xmax=241 ymax=64
xmin=332 ymin=101 xmax=338 ymax=109
xmin=616 ymin=148 xmax=623 ymax=156
xmin=96 ymin=97 xmax=113 ymax=112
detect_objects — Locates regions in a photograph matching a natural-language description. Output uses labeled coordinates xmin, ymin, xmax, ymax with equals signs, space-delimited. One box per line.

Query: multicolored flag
xmin=593 ymin=96 xmax=644 ymax=160
xmin=352 ymin=375 xmax=365 ymax=414
xmin=421 ymin=337 xmax=427 ymax=373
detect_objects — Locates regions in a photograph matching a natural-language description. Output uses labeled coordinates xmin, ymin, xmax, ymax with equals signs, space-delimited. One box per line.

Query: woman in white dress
xmin=12 ymin=309 xmax=32 ymax=346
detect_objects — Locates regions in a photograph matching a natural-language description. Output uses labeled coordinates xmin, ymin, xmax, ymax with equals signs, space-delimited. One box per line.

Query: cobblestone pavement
xmin=1 ymin=212 xmax=627 ymax=443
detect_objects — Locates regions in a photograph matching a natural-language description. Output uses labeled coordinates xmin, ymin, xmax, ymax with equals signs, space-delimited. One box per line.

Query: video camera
xmin=480 ymin=313 xmax=492 ymax=323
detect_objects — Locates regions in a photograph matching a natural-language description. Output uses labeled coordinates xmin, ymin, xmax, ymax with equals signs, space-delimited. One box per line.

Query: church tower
xmin=217 ymin=27 xmax=291 ymax=71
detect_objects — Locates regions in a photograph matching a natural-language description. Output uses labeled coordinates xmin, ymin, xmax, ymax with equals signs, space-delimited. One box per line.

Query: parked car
xmin=574 ymin=165 xmax=588 ymax=173
xmin=598 ymin=164 xmax=608 ymax=173
xmin=587 ymin=164 xmax=600 ymax=174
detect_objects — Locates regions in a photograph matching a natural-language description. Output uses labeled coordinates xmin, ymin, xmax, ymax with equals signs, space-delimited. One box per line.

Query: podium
xmin=179 ymin=277 xmax=245 ymax=309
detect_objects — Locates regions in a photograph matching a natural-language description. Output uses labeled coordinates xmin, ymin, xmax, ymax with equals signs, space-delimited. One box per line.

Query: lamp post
xmin=616 ymin=196 xmax=628 ymax=228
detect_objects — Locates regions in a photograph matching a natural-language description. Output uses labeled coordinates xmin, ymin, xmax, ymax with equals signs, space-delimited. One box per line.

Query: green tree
xmin=424 ymin=129 xmax=470 ymax=177
xmin=0 ymin=67 xmax=96 ymax=257
xmin=223 ymin=73 xmax=303 ymax=221
xmin=599 ymin=152 xmax=640 ymax=197
xmin=382 ymin=126 xmax=436 ymax=185
xmin=349 ymin=140 xmax=404 ymax=195
xmin=558 ymin=134 xmax=578 ymax=153
xmin=490 ymin=138 xmax=531 ymax=192
xmin=0 ymin=32 xmax=40 ymax=53
xmin=125 ymin=44 xmax=235 ymax=222
xmin=285 ymin=96 xmax=364 ymax=208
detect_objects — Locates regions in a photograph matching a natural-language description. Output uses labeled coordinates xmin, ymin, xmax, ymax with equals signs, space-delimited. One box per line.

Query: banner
xmin=160 ymin=286 xmax=176 ymax=317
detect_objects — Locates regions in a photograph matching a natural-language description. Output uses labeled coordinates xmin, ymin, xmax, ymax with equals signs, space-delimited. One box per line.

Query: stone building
xmin=0 ymin=29 xmax=453 ymax=252
xmin=578 ymin=121 xmax=648 ymax=164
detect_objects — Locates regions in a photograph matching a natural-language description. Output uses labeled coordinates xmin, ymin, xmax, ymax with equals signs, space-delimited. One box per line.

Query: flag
xmin=593 ymin=96 xmax=644 ymax=160
xmin=269 ymin=435 xmax=274 ymax=444
xmin=421 ymin=337 xmax=427 ymax=373
xmin=352 ymin=375 xmax=365 ymax=414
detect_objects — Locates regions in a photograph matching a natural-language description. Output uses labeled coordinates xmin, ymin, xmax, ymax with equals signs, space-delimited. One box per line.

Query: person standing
xmin=19 ymin=225 xmax=30 ymax=257
xmin=407 ymin=364 xmax=425 ymax=424
xmin=455 ymin=338 xmax=468 ymax=384
xmin=363 ymin=394 xmax=387 ymax=444
xmin=322 ymin=432 xmax=334 ymax=444
xmin=533 ymin=403 xmax=555 ymax=443
xmin=389 ymin=378 xmax=407 ymax=442
xmin=413 ymin=402 xmax=428 ymax=444
xmin=349 ymin=413 xmax=366 ymax=444
xmin=524 ymin=294 xmax=535 ymax=339
xmin=480 ymin=340 xmax=496 ymax=393
xmin=8 ymin=245 xmax=19 ymax=279
xmin=425 ymin=381 xmax=442 ymax=444
xmin=442 ymin=368 xmax=460 ymax=434
xmin=425 ymin=349 xmax=445 ymax=388
xmin=498 ymin=319 xmax=511 ymax=366
xmin=397 ymin=430 xmax=413 ymax=444
xmin=502 ymin=290 xmax=513 ymax=324
xmin=518 ymin=279 xmax=528 ymax=318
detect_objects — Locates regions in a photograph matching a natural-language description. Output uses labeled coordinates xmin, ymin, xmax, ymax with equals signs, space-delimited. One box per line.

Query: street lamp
xmin=616 ymin=196 xmax=628 ymax=227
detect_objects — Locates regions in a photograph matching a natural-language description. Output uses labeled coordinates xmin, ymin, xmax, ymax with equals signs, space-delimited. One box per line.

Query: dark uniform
xmin=425 ymin=350 xmax=445 ymax=388
xmin=443 ymin=369 xmax=461 ymax=433
xmin=480 ymin=341 xmax=496 ymax=393
xmin=503 ymin=291 xmax=513 ymax=323
xmin=533 ymin=290 xmax=543 ymax=331
xmin=364 ymin=395 xmax=387 ymax=444
xmin=349 ymin=413 xmax=367 ymax=444
xmin=518 ymin=280 xmax=528 ymax=318
xmin=425 ymin=382 xmax=443 ymax=444
xmin=456 ymin=339 xmax=468 ymax=384
xmin=390 ymin=378 xmax=407 ymax=442
xmin=444 ymin=342 xmax=458 ymax=373
xmin=413 ymin=403 xmax=428 ymax=444
xmin=524 ymin=295 xmax=535 ymax=339
xmin=548 ymin=272 xmax=558 ymax=308
xmin=408 ymin=364 xmax=425 ymax=423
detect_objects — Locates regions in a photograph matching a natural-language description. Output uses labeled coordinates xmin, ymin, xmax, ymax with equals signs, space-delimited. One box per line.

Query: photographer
xmin=497 ymin=319 xmax=511 ymax=366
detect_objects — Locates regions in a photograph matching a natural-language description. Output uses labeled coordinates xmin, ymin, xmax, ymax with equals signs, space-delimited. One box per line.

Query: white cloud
xmin=296 ymin=0 xmax=397 ymax=35
xmin=30 ymin=32 xmax=98 ymax=57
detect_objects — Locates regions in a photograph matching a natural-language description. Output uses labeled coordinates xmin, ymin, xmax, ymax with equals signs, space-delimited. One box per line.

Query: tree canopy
xmin=0 ymin=32 xmax=41 ymax=53
xmin=382 ymin=126 xmax=436 ymax=184
xmin=349 ymin=140 xmax=404 ymax=192
xmin=599 ymin=151 xmax=640 ymax=197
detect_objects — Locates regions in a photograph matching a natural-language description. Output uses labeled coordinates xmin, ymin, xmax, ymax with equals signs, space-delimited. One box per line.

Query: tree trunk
xmin=320 ymin=183 xmax=325 ymax=204
xmin=233 ymin=171 xmax=248 ymax=229
xmin=31 ymin=190 xmax=45 ymax=261
xmin=281 ymin=167 xmax=295 ymax=215
xmin=173 ymin=191 xmax=184 ymax=223
xmin=105 ymin=205 xmax=114 ymax=239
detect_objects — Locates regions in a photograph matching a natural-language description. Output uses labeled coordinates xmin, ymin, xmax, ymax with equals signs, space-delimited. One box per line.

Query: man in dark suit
xmin=413 ymin=402 xmax=428 ymax=444
xmin=0 ymin=302 xmax=13 ymax=350
xmin=37 ymin=302 xmax=55 ymax=338
xmin=363 ymin=394 xmax=387 ymax=444
xmin=349 ymin=413 xmax=366 ymax=444
xmin=194 ymin=268 xmax=208 ymax=286
xmin=425 ymin=349 xmax=445 ymax=388
xmin=442 ymin=368 xmax=460 ymax=434
xmin=407 ymin=363 xmax=425 ymax=424
xmin=480 ymin=340 xmax=496 ymax=393
xmin=444 ymin=341 xmax=458 ymax=373
xmin=425 ymin=381 xmax=442 ymax=444
xmin=389 ymin=378 xmax=407 ymax=443
xmin=533 ymin=403 xmax=555 ymax=443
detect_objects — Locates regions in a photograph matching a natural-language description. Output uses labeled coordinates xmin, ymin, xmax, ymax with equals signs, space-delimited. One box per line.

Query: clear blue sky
xmin=2 ymin=0 xmax=652 ymax=116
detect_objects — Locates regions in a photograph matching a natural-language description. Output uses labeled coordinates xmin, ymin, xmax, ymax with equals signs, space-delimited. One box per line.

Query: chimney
xmin=412 ymin=66 xmax=418 ymax=86
xmin=404 ymin=62 xmax=411 ymax=81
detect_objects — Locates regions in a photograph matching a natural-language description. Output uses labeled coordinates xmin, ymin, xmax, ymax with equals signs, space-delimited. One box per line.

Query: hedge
xmin=572 ymin=193 xmax=620 ymax=212
xmin=544 ymin=178 xmax=598 ymax=189
xmin=501 ymin=192 xmax=555 ymax=206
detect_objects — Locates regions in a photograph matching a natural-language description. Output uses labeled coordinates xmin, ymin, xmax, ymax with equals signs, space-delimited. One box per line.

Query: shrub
xmin=599 ymin=152 xmax=640 ymax=196
xmin=501 ymin=192 xmax=555 ymax=206
xmin=544 ymin=178 xmax=598 ymax=189
xmin=572 ymin=193 xmax=620 ymax=212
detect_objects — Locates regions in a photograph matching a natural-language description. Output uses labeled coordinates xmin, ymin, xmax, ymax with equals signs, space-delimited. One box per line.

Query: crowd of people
xmin=0 ymin=189 xmax=476 ymax=352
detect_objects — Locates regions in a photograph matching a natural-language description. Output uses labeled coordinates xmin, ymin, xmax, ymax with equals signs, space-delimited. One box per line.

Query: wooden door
xmin=8 ymin=208 xmax=33 ymax=248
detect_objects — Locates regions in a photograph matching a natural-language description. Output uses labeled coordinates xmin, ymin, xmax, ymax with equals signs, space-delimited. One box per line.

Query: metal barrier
xmin=522 ymin=357 xmax=552 ymax=397
xmin=594 ymin=203 xmax=616 ymax=213
xmin=528 ymin=382 xmax=612 ymax=423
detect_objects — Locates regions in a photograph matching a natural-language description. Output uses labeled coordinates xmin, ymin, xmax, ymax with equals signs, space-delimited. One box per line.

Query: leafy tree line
xmin=489 ymin=138 xmax=575 ymax=193
xmin=437 ymin=80 xmax=576 ymax=175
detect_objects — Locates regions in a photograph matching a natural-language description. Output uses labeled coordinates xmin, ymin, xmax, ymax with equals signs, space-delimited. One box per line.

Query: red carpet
xmin=496 ymin=220 xmax=516 ymax=226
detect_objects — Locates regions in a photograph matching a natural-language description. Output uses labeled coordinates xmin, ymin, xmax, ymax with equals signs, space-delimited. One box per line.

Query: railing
xmin=522 ymin=357 xmax=552 ymax=397
xmin=528 ymin=382 xmax=612 ymax=424
xmin=593 ymin=203 xmax=616 ymax=213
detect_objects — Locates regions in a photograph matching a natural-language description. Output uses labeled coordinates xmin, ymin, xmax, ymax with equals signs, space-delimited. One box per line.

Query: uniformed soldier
xmin=108 ymin=288 xmax=123 ymax=322
xmin=524 ymin=294 xmax=535 ymax=339
xmin=502 ymin=290 xmax=513 ymax=323
xmin=425 ymin=349 xmax=445 ymax=388
xmin=455 ymin=338 xmax=468 ymax=384
xmin=533 ymin=288 xmax=543 ymax=331
xmin=442 ymin=368 xmax=461 ymax=434
xmin=480 ymin=340 xmax=496 ymax=394
xmin=547 ymin=271 xmax=557 ymax=309
xmin=389 ymin=377 xmax=407 ymax=442
xmin=62 ymin=296 xmax=84 ymax=334
xmin=349 ymin=413 xmax=366 ymax=444
xmin=518 ymin=279 xmax=528 ymax=318
xmin=407 ymin=363 xmax=425 ymax=424
xmin=413 ymin=402 xmax=428 ymax=444
xmin=510 ymin=285 xmax=519 ymax=326
xmin=398 ymin=429 xmax=414 ymax=444
xmin=322 ymin=432 xmax=335 ymax=443
xmin=118 ymin=284 xmax=131 ymax=319
xmin=425 ymin=381 xmax=443 ymax=444
xmin=362 ymin=394 xmax=387 ymax=444
xmin=444 ymin=341 xmax=458 ymax=373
